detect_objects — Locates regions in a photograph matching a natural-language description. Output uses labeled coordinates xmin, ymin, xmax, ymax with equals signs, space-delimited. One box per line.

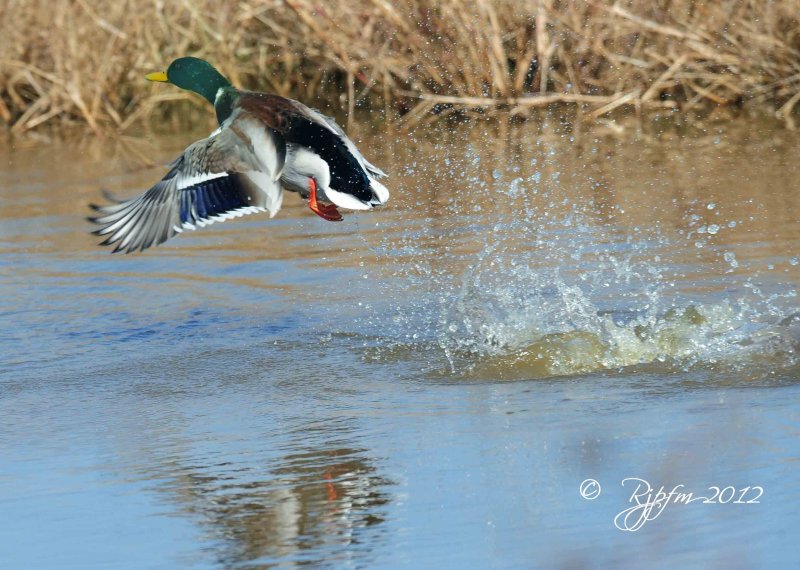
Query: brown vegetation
xmin=2 ymin=0 xmax=800 ymax=134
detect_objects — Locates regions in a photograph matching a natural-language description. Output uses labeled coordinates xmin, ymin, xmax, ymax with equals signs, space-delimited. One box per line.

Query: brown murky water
xmin=1 ymin=117 xmax=800 ymax=568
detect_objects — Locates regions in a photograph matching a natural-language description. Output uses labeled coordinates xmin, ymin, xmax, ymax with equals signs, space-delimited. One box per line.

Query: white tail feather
xmin=325 ymin=187 xmax=371 ymax=210
xmin=369 ymin=179 xmax=390 ymax=205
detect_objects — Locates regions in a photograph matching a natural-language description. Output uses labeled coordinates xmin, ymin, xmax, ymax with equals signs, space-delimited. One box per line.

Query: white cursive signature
xmin=613 ymin=478 xmax=763 ymax=531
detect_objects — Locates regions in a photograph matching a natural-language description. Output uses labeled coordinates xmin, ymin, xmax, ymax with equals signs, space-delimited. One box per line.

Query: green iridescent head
xmin=146 ymin=57 xmax=231 ymax=105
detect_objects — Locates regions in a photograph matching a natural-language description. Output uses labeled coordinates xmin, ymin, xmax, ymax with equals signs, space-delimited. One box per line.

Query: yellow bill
xmin=145 ymin=71 xmax=169 ymax=82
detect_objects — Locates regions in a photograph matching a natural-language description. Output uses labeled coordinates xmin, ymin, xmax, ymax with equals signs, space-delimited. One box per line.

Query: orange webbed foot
xmin=308 ymin=178 xmax=343 ymax=222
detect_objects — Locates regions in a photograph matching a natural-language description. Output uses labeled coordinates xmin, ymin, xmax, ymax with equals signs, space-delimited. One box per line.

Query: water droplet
xmin=728 ymin=221 xmax=737 ymax=228
xmin=791 ymin=257 xmax=799 ymax=266
xmin=492 ymin=169 xmax=502 ymax=180
xmin=707 ymin=203 xmax=716 ymax=210
xmin=707 ymin=224 xmax=719 ymax=235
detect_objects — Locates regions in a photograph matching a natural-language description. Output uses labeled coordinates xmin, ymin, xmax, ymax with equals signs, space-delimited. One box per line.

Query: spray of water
xmin=358 ymin=130 xmax=800 ymax=381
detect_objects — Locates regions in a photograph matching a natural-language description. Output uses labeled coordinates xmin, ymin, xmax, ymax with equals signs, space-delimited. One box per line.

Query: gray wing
xmin=89 ymin=128 xmax=284 ymax=253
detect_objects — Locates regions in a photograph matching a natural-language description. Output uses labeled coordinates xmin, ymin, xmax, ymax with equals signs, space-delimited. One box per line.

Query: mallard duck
xmin=90 ymin=57 xmax=389 ymax=253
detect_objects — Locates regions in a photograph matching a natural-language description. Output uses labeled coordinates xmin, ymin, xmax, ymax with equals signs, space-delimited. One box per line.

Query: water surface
xmin=2 ymin=118 xmax=800 ymax=568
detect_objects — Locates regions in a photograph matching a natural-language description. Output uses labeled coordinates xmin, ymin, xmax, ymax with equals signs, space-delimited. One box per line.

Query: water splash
xmin=370 ymin=144 xmax=800 ymax=381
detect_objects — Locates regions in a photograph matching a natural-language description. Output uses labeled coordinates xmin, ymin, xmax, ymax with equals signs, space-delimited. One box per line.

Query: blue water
xmin=2 ymin=121 xmax=800 ymax=568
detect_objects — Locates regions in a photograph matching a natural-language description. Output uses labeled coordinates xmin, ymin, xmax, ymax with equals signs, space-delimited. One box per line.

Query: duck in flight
xmin=90 ymin=57 xmax=389 ymax=253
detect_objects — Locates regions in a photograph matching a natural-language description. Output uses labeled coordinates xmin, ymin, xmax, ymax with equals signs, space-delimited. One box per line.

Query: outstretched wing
xmin=89 ymin=126 xmax=284 ymax=253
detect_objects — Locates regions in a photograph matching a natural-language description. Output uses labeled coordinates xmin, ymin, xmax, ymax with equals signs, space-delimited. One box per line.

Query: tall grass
xmin=2 ymin=0 xmax=800 ymax=134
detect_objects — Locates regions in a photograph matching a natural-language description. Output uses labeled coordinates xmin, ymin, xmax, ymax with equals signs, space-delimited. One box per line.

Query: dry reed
xmin=2 ymin=0 xmax=800 ymax=134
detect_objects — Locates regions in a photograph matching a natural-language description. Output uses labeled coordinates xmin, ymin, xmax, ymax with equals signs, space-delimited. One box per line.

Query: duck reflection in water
xmin=160 ymin=445 xmax=392 ymax=567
